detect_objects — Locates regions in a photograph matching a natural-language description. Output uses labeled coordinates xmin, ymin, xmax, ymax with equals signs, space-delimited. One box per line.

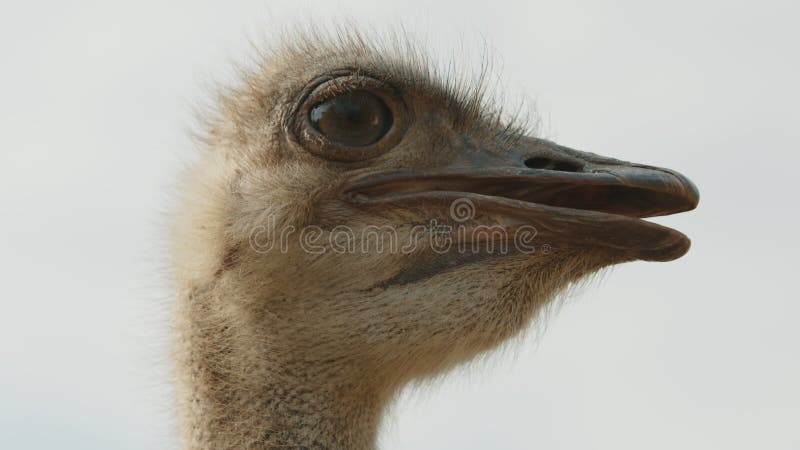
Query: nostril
xmin=524 ymin=157 xmax=550 ymax=169
xmin=524 ymin=157 xmax=583 ymax=172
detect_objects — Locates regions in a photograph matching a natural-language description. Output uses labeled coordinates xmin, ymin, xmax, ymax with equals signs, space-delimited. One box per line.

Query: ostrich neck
xmin=174 ymin=287 xmax=387 ymax=449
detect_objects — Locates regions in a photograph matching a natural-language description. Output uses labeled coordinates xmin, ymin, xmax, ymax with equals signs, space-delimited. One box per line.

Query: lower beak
xmin=341 ymin=137 xmax=699 ymax=262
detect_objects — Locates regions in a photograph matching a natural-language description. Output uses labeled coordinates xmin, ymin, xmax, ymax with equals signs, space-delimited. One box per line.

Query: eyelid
xmin=290 ymin=73 xmax=411 ymax=162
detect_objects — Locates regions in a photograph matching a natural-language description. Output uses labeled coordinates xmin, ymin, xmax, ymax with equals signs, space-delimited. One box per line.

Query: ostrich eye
xmin=294 ymin=75 xmax=408 ymax=162
xmin=309 ymin=90 xmax=393 ymax=147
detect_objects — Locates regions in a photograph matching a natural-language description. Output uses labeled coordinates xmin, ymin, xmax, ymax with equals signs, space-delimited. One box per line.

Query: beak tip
xmin=666 ymin=168 xmax=700 ymax=212
xmin=637 ymin=232 xmax=692 ymax=262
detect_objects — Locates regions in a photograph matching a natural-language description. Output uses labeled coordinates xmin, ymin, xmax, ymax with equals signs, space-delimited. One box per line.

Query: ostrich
xmin=170 ymin=30 xmax=699 ymax=449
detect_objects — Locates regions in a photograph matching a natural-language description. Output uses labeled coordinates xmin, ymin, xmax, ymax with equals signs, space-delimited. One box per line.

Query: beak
xmin=341 ymin=136 xmax=699 ymax=262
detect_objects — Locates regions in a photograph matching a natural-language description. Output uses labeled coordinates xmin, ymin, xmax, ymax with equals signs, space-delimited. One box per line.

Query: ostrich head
xmin=171 ymin=31 xmax=698 ymax=448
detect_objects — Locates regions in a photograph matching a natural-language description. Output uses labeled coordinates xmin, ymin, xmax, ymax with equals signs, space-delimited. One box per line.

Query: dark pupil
xmin=309 ymin=90 xmax=393 ymax=147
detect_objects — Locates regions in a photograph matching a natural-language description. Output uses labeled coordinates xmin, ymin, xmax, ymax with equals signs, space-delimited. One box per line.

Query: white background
xmin=1 ymin=1 xmax=798 ymax=449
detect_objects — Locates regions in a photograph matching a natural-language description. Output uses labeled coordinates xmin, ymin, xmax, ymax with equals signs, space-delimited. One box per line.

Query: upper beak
xmin=341 ymin=136 xmax=700 ymax=262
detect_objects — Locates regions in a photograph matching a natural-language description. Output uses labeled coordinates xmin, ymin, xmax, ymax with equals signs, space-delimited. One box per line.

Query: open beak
xmin=341 ymin=137 xmax=699 ymax=262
